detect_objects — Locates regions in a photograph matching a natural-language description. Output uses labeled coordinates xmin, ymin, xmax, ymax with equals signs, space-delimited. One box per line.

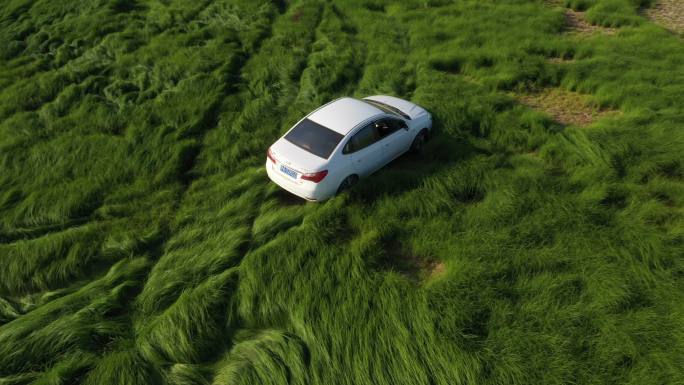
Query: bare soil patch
xmin=542 ymin=0 xmax=617 ymax=35
xmin=644 ymin=0 xmax=684 ymax=34
xmin=517 ymin=88 xmax=619 ymax=127
xmin=426 ymin=260 xmax=446 ymax=280
xmin=378 ymin=241 xmax=446 ymax=282
xmin=564 ymin=9 xmax=617 ymax=35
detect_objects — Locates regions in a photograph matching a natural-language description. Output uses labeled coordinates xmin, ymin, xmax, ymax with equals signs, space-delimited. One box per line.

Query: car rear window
xmin=284 ymin=119 xmax=344 ymax=159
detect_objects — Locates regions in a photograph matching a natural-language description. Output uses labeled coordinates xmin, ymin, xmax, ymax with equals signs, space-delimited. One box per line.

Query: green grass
xmin=0 ymin=0 xmax=683 ymax=384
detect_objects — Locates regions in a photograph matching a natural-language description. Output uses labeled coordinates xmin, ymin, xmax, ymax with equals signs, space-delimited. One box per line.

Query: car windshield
xmin=284 ymin=119 xmax=344 ymax=159
xmin=362 ymin=99 xmax=411 ymax=120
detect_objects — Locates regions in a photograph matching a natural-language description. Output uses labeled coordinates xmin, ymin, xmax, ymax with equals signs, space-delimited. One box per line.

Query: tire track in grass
xmin=162 ymin=2 xmax=370 ymax=380
xmin=347 ymin=3 xmax=414 ymax=99
xmin=290 ymin=3 xmax=366 ymax=115
xmin=208 ymin=6 xmax=426 ymax=385
xmin=126 ymin=3 xmax=329 ymax=377
xmin=173 ymin=0 xmax=329 ymax=256
xmin=143 ymin=0 xmax=325 ymax=306
xmin=133 ymin=0 xmax=286 ymax=301
xmin=196 ymin=0 xmax=339 ymax=270
xmin=195 ymin=1 xmax=328 ymax=176
xmin=237 ymin=2 xmax=366 ymax=253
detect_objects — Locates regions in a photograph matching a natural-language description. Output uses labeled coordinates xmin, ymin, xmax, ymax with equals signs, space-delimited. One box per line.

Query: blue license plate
xmin=279 ymin=164 xmax=297 ymax=179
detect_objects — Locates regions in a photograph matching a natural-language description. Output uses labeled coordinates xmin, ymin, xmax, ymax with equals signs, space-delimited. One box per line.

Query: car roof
xmin=307 ymin=97 xmax=383 ymax=135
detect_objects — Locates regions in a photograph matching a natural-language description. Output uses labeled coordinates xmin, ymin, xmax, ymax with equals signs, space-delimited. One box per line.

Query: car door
xmin=343 ymin=122 xmax=384 ymax=176
xmin=375 ymin=117 xmax=411 ymax=165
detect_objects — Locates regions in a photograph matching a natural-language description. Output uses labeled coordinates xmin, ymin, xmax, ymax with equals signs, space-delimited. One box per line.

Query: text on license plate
xmin=279 ymin=165 xmax=297 ymax=179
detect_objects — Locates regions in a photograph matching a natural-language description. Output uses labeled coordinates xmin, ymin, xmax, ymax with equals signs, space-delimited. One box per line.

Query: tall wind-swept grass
xmin=0 ymin=0 xmax=682 ymax=384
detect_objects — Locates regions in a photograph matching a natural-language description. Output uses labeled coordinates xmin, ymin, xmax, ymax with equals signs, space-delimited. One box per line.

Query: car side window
xmin=393 ymin=118 xmax=408 ymax=130
xmin=376 ymin=118 xmax=406 ymax=139
xmin=343 ymin=123 xmax=380 ymax=154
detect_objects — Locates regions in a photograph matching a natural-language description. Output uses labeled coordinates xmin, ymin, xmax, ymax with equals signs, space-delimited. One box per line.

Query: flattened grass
xmin=0 ymin=0 xmax=683 ymax=384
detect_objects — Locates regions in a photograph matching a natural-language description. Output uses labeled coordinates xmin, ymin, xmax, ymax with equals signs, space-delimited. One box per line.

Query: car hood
xmin=364 ymin=95 xmax=427 ymax=120
xmin=270 ymin=137 xmax=329 ymax=173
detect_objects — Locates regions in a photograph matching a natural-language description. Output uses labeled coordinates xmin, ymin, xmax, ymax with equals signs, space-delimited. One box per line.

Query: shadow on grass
xmin=349 ymin=131 xmax=489 ymax=202
xmin=271 ymin=188 xmax=308 ymax=207
xmin=342 ymin=130 xmax=490 ymax=282
xmin=109 ymin=0 xmax=146 ymax=13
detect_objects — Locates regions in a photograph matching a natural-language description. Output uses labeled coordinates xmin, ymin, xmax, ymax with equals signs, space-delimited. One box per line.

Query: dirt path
xmin=644 ymin=0 xmax=684 ymax=34
xmin=543 ymin=1 xmax=618 ymax=35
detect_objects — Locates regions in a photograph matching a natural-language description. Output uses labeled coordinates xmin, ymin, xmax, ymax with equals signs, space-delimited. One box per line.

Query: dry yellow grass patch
xmin=518 ymin=88 xmax=619 ymax=126
xmin=547 ymin=57 xmax=575 ymax=64
xmin=564 ymin=9 xmax=618 ymax=35
xmin=644 ymin=0 xmax=684 ymax=34
xmin=425 ymin=261 xmax=446 ymax=280
xmin=542 ymin=1 xmax=618 ymax=36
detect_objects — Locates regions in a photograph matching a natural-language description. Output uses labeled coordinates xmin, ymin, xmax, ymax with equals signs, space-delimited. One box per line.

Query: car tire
xmin=337 ymin=175 xmax=358 ymax=194
xmin=410 ymin=130 xmax=427 ymax=153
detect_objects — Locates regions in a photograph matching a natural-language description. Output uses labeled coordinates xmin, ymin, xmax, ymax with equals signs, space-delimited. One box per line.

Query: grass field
xmin=0 ymin=0 xmax=683 ymax=384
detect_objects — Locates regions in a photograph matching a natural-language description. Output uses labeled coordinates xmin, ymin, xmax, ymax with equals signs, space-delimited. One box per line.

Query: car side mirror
xmin=402 ymin=123 xmax=409 ymax=130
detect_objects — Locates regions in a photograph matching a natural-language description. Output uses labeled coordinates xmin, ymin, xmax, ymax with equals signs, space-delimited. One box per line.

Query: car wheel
xmin=410 ymin=130 xmax=427 ymax=153
xmin=337 ymin=175 xmax=358 ymax=194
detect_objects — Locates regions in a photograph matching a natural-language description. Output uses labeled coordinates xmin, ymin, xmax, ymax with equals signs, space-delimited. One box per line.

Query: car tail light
xmin=267 ymin=148 xmax=276 ymax=163
xmin=301 ymin=170 xmax=328 ymax=183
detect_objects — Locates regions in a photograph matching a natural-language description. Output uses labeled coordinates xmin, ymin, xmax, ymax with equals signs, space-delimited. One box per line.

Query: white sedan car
xmin=266 ymin=95 xmax=432 ymax=201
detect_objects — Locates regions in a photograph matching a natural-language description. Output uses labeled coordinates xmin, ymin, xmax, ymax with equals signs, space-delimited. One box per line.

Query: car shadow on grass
xmin=339 ymin=131 xmax=490 ymax=283
xmin=262 ymin=129 xmax=488 ymax=208
xmin=270 ymin=188 xmax=308 ymax=207
xmin=348 ymin=131 xmax=490 ymax=202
